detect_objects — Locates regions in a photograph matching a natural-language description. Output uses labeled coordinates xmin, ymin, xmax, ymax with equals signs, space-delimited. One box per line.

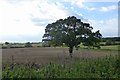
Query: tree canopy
xmin=5 ymin=42 xmax=9 ymax=45
xmin=42 ymin=16 xmax=102 ymax=58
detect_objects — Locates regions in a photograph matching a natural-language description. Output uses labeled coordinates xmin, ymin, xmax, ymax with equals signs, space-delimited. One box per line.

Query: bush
xmin=100 ymin=44 xmax=105 ymax=46
xmin=2 ymin=46 xmax=7 ymax=49
xmin=5 ymin=42 xmax=9 ymax=45
xmin=42 ymin=43 xmax=50 ymax=47
xmin=112 ymin=42 xmax=120 ymax=45
xmin=25 ymin=42 xmax=32 ymax=47
xmin=10 ymin=46 xmax=25 ymax=48
xmin=105 ymin=40 xmax=112 ymax=45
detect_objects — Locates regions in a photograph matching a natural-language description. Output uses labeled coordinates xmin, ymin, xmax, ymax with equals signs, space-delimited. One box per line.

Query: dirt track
xmin=2 ymin=47 xmax=118 ymax=65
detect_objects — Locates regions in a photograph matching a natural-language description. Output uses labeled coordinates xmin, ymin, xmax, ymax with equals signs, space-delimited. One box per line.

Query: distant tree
xmin=42 ymin=16 xmax=102 ymax=58
xmin=5 ymin=42 xmax=9 ymax=45
xmin=5 ymin=42 xmax=11 ymax=48
xmin=25 ymin=42 xmax=32 ymax=47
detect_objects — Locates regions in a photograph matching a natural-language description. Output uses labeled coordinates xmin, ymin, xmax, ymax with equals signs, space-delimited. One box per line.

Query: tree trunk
xmin=69 ymin=46 xmax=73 ymax=58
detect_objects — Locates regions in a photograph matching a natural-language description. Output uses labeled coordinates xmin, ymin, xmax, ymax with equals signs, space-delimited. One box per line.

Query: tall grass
xmin=2 ymin=55 xmax=119 ymax=79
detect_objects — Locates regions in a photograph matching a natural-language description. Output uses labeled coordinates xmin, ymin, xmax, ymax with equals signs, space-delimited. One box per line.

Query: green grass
xmin=80 ymin=45 xmax=119 ymax=51
xmin=2 ymin=55 xmax=119 ymax=78
xmin=32 ymin=43 xmax=42 ymax=47
xmin=101 ymin=45 xmax=119 ymax=51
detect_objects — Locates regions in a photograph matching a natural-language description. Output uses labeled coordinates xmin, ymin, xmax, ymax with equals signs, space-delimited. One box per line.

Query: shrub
xmin=10 ymin=46 xmax=25 ymax=48
xmin=5 ymin=42 xmax=9 ymax=45
xmin=105 ymin=40 xmax=112 ymax=45
xmin=25 ymin=42 xmax=32 ymax=47
xmin=2 ymin=46 xmax=7 ymax=49
xmin=42 ymin=43 xmax=50 ymax=47
xmin=112 ymin=42 xmax=120 ymax=45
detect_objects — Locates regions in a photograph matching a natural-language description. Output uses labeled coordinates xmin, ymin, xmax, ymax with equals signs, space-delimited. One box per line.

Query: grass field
xmin=101 ymin=45 xmax=119 ymax=51
xmin=2 ymin=47 xmax=118 ymax=65
xmin=80 ymin=45 xmax=119 ymax=51
xmin=2 ymin=46 xmax=119 ymax=78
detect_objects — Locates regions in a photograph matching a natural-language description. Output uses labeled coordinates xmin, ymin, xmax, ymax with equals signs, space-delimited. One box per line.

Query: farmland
xmin=2 ymin=46 xmax=119 ymax=78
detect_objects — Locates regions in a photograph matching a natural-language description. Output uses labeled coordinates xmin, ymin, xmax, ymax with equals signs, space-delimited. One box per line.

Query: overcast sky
xmin=0 ymin=0 xmax=119 ymax=43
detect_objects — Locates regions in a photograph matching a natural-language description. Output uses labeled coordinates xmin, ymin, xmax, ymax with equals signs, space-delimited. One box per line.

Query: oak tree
xmin=42 ymin=16 xmax=102 ymax=58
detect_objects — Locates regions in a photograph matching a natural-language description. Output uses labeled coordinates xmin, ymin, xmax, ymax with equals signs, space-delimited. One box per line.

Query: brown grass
xmin=2 ymin=47 xmax=118 ymax=65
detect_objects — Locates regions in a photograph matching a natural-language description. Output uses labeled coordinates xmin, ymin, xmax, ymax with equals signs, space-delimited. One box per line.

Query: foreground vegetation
xmin=2 ymin=55 xmax=119 ymax=79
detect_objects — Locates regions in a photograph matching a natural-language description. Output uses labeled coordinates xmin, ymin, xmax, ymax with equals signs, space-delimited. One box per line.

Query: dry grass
xmin=2 ymin=47 xmax=118 ymax=65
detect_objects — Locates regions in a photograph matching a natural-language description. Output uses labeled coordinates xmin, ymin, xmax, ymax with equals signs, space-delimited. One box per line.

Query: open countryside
xmin=1 ymin=37 xmax=120 ymax=78
xmin=0 ymin=1 xmax=119 ymax=79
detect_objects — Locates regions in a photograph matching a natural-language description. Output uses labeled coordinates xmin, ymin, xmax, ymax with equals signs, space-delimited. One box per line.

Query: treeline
xmin=1 ymin=42 xmax=42 ymax=49
xmin=101 ymin=37 xmax=120 ymax=46
xmin=1 ymin=37 xmax=120 ymax=49
xmin=102 ymin=37 xmax=120 ymax=42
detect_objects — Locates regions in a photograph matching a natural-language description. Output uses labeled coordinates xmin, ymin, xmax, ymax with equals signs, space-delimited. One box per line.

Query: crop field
xmin=2 ymin=47 xmax=119 ymax=78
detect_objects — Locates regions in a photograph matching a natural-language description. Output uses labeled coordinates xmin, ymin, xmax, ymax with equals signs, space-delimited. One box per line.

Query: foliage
xmin=2 ymin=55 xmax=119 ymax=78
xmin=112 ymin=42 xmax=120 ymax=45
xmin=102 ymin=37 xmax=120 ymax=42
xmin=5 ymin=42 xmax=9 ymax=45
xmin=25 ymin=42 xmax=32 ymax=47
xmin=42 ymin=16 xmax=102 ymax=58
xmin=42 ymin=43 xmax=50 ymax=47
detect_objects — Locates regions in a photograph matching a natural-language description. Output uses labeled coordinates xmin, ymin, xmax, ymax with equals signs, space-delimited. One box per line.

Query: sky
xmin=0 ymin=0 xmax=119 ymax=43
